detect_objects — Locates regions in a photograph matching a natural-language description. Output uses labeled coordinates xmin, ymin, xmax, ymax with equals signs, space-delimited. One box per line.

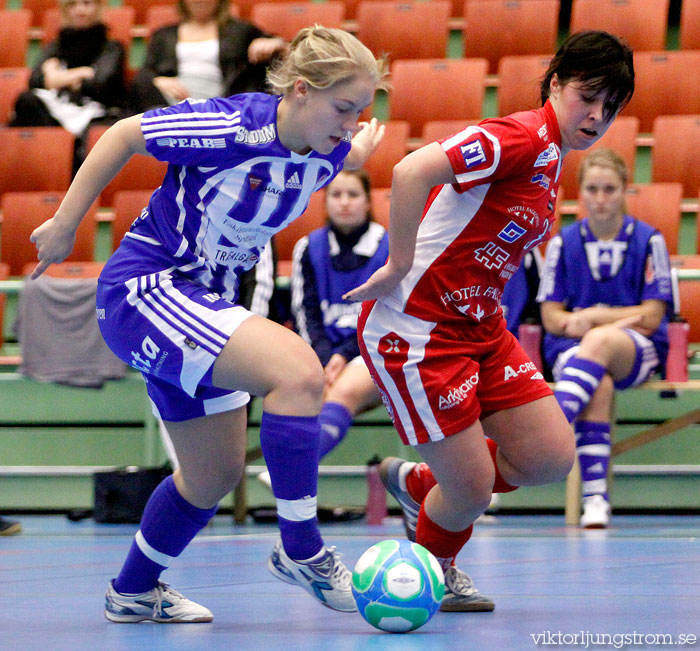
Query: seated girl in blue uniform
xmin=537 ymin=148 xmax=674 ymax=528
xmin=257 ymin=169 xmax=388 ymax=489
xmin=291 ymin=169 xmax=387 ymax=458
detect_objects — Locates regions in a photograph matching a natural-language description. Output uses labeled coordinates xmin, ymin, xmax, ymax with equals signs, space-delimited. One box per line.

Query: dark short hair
xmin=540 ymin=31 xmax=635 ymax=121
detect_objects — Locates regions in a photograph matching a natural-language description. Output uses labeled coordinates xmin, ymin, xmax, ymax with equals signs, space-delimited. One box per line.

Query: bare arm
xmin=540 ymin=300 xmax=571 ymax=336
xmin=30 ymin=115 xmax=148 ymax=278
xmin=541 ymin=299 xmax=665 ymax=338
xmin=343 ymin=141 xmax=456 ymax=301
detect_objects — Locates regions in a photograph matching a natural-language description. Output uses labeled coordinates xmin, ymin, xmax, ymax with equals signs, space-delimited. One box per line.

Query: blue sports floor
xmin=1 ymin=514 xmax=699 ymax=651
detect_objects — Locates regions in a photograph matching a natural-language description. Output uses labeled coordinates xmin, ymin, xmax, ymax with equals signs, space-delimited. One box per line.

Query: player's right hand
xmin=153 ymin=76 xmax=190 ymax=102
xmin=343 ymin=263 xmax=405 ymax=303
xmin=29 ymin=217 xmax=77 ymax=279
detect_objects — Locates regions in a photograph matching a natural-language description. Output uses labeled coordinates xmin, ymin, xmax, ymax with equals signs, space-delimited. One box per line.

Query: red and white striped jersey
xmin=381 ymin=101 xmax=562 ymax=330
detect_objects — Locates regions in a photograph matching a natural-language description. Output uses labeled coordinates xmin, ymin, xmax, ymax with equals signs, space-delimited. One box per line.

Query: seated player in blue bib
xmin=537 ymin=148 xmax=673 ymax=528
xmin=30 ymin=26 xmax=388 ymax=623
xmin=291 ymin=169 xmax=387 ymax=458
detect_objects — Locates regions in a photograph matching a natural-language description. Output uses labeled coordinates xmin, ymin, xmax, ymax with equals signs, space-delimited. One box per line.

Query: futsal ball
xmin=352 ymin=539 xmax=444 ymax=633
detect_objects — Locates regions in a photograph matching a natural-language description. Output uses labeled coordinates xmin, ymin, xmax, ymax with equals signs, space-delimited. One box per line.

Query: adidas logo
xmin=285 ymin=171 xmax=302 ymax=189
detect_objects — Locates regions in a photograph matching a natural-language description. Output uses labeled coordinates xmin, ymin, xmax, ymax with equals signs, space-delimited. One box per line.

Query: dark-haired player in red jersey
xmin=345 ymin=30 xmax=635 ymax=612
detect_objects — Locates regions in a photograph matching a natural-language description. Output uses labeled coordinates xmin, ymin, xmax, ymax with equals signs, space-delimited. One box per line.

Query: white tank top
xmin=176 ymin=38 xmax=224 ymax=100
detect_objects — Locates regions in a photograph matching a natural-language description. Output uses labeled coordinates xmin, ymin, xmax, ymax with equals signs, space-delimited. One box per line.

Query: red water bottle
xmin=666 ymin=318 xmax=690 ymax=382
xmin=365 ymin=455 xmax=387 ymax=525
xmin=518 ymin=321 xmax=544 ymax=373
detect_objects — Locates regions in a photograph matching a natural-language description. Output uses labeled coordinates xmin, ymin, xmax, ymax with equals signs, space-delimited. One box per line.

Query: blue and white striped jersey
xmin=101 ymin=92 xmax=351 ymax=300
xmin=537 ymin=215 xmax=673 ymax=368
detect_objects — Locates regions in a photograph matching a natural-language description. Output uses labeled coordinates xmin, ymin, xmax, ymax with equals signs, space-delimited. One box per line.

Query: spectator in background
xmin=257 ymin=170 xmax=387 ymax=493
xmin=128 ymin=0 xmax=287 ymax=113
xmin=237 ymin=243 xmax=279 ymax=324
xmin=11 ymin=0 xmax=126 ymax=168
xmin=537 ymin=148 xmax=673 ymax=528
xmin=501 ymin=248 xmax=544 ymax=337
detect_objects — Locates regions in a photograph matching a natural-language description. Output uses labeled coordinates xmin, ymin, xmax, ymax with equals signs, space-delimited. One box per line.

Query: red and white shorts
xmin=358 ymin=299 xmax=552 ymax=446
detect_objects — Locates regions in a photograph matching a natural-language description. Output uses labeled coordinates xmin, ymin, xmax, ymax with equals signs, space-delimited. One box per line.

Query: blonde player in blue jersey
xmin=30 ymin=26 xmax=388 ymax=623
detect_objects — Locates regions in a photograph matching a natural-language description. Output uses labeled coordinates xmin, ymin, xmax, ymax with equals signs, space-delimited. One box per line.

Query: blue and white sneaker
xmin=104 ymin=580 xmax=213 ymax=623
xmin=380 ymin=457 xmax=420 ymax=542
xmin=267 ymin=540 xmax=356 ymax=612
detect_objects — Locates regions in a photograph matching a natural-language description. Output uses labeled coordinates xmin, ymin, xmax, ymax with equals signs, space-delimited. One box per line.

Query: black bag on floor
xmin=93 ymin=465 xmax=171 ymax=524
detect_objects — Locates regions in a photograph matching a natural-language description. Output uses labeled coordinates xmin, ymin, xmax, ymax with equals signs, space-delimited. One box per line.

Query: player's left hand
xmin=348 ymin=118 xmax=385 ymax=168
xmin=248 ymin=37 xmax=288 ymax=64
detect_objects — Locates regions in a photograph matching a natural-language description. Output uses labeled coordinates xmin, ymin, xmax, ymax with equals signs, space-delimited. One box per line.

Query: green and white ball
xmin=352 ymin=539 xmax=444 ymax=633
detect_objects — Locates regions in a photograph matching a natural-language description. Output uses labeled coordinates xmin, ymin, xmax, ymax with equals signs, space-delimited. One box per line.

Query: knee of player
xmin=472 ymin=484 xmax=496 ymax=514
xmin=579 ymin=326 xmax=620 ymax=362
xmin=324 ymin=381 xmax=359 ymax=412
xmin=279 ymin=354 xmax=325 ymax=400
xmin=181 ymin=465 xmax=243 ymax=506
xmin=209 ymin=470 xmax=243 ymax=501
xmin=547 ymin=433 xmax=576 ymax=481
xmin=449 ymin=469 xmax=494 ymax=513
xmin=523 ymin=429 xmax=575 ymax=484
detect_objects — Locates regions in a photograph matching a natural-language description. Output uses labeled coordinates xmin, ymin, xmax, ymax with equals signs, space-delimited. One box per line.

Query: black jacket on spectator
xmin=128 ymin=18 xmax=271 ymax=113
xmin=30 ymin=24 xmax=126 ymax=111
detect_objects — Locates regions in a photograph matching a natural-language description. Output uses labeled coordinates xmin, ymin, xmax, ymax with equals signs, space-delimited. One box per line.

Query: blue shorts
xmin=552 ymin=328 xmax=660 ymax=390
xmin=96 ymin=271 xmax=252 ymax=421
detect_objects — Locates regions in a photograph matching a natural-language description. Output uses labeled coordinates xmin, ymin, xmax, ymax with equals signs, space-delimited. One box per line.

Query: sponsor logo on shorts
xmin=96 ymin=307 xmax=106 ymax=320
xmin=503 ymin=361 xmax=541 ymax=381
xmin=130 ymin=335 xmax=168 ymax=374
xmin=384 ymin=338 xmax=402 ymax=353
xmin=438 ymin=372 xmax=479 ymax=410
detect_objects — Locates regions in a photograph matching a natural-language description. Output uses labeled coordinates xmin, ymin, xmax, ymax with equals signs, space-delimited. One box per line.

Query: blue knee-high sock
xmin=113 ymin=475 xmax=217 ymax=594
xmin=260 ymin=411 xmax=323 ymax=561
xmin=575 ymin=421 xmax=611 ymax=501
xmin=554 ymin=356 xmax=606 ymax=422
xmin=318 ymin=402 xmax=353 ymax=459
